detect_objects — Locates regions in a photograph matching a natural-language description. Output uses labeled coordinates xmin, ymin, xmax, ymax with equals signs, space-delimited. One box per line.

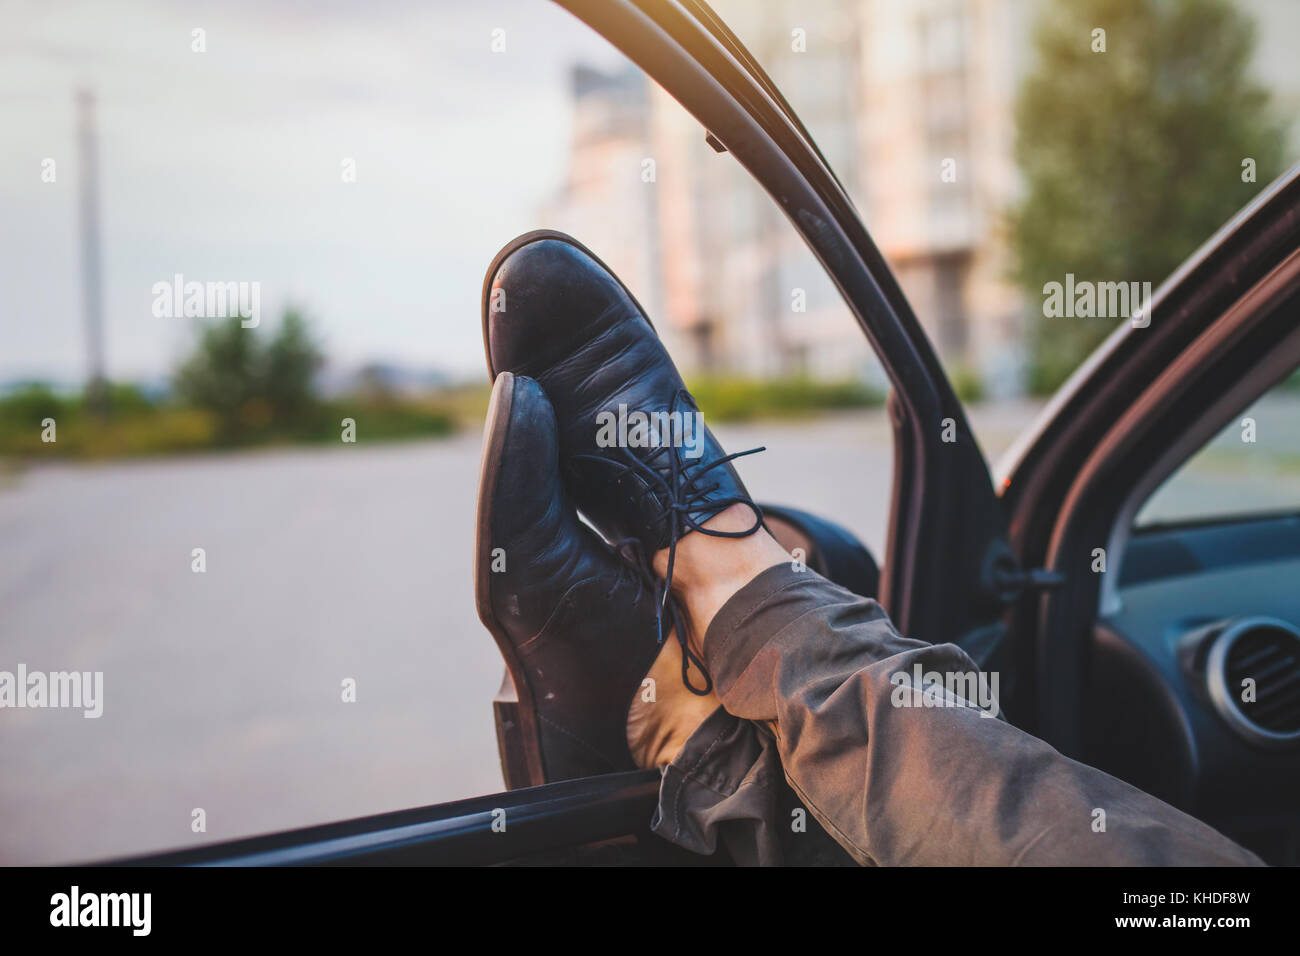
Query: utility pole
xmin=77 ymin=88 xmax=107 ymax=416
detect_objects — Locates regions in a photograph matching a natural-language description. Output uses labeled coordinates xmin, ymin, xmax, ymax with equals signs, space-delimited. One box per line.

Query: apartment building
xmin=547 ymin=0 xmax=1299 ymax=394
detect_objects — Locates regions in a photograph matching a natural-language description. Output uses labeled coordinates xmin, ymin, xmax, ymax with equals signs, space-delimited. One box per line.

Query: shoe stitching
xmin=536 ymin=712 xmax=620 ymax=773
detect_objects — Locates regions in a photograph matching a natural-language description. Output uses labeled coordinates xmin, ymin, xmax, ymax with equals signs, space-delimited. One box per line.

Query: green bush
xmin=0 ymin=383 xmax=74 ymax=428
xmin=947 ymin=364 xmax=986 ymax=404
xmin=0 ymin=407 xmax=217 ymax=460
xmin=686 ymin=376 xmax=884 ymax=423
xmin=0 ymin=379 xmax=459 ymax=462
xmin=298 ymin=401 xmax=455 ymax=443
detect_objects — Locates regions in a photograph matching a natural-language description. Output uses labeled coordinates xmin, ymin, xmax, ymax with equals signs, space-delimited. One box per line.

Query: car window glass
xmin=1136 ymin=374 xmax=1300 ymax=528
xmin=0 ymin=0 xmax=886 ymax=864
xmin=710 ymin=0 xmax=1298 ymax=461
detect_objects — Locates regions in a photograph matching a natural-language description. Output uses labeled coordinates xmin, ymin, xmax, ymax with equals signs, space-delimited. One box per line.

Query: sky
xmin=5 ymin=0 xmax=1298 ymax=390
xmin=0 ymin=0 xmax=626 ymax=386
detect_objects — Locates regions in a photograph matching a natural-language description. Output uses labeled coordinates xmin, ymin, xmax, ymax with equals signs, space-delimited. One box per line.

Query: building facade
xmin=546 ymin=0 xmax=1300 ymax=395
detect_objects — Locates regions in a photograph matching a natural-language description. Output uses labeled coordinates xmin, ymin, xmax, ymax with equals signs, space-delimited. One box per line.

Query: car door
xmin=993 ymin=162 xmax=1300 ymax=780
xmin=118 ymin=0 xmax=1020 ymax=867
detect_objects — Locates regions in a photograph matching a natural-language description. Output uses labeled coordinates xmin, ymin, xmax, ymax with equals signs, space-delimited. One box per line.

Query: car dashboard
xmin=1089 ymin=513 xmax=1300 ymax=865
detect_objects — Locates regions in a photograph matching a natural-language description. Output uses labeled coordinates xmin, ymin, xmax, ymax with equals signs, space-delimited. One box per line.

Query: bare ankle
xmin=626 ymin=630 xmax=720 ymax=768
xmin=654 ymin=503 xmax=791 ymax=641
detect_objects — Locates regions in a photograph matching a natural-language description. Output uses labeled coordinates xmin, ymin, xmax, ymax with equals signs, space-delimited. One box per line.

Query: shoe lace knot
xmin=574 ymin=388 xmax=765 ymax=696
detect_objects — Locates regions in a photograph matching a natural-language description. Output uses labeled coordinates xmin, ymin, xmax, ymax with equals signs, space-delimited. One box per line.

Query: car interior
xmin=1087 ymin=377 xmax=1300 ymax=864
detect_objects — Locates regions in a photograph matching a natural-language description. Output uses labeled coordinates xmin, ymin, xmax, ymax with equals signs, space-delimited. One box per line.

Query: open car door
xmin=992 ymin=165 xmax=1300 ymax=862
xmin=121 ymin=0 xmax=1020 ymax=867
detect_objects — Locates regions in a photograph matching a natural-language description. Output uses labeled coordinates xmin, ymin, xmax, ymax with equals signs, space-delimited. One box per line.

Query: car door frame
xmin=110 ymin=0 xmax=1015 ymax=866
xmin=558 ymin=0 xmax=1018 ymax=646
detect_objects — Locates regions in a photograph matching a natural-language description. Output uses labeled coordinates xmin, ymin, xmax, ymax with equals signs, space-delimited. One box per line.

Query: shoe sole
xmin=480 ymin=228 xmax=659 ymax=380
xmin=474 ymin=371 xmax=548 ymax=789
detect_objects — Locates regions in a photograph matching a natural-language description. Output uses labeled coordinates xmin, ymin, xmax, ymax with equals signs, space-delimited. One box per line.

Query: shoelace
xmin=575 ymin=388 xmax=765 ymax=696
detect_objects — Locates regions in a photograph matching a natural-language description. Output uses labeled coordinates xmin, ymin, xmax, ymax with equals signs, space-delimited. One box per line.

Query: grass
xmin=685 ymin=376 xmax=885 ymax=422
xmin=0 ymin=386 xmax=457 ymax=463
xmin=0 ymin=375 xmax=887 ymax=463
xmin=355 ymin=376 xmax=886 ymax=429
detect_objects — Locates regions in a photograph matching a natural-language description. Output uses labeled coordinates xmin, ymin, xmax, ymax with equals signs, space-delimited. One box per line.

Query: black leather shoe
xmin=482 ymin=231 xmax=765 ymax=692
xmin=476 ymin=372 xmax=664 ymax=783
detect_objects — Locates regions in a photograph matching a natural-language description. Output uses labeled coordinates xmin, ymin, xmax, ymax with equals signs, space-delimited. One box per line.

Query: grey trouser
xmin=651 ymin=564 xmax=1263 ymax=866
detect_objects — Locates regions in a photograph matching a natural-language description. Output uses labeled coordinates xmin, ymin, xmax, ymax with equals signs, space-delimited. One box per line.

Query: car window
xmin=1136 ymin=374 xmax=1300 ymax=528
xmin=710 ymin=0 xmax=1297 ymax=461
xmin=0 ymin=0 xmax=886 ymax=864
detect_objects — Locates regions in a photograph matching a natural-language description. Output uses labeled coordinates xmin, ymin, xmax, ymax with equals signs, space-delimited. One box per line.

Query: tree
xmin=173 ymin=310 xmax=323 ymax=442
xmin=263 ymin=310 xmax=323 ymax=426
xmin=1009 ymin=0 xmax=1285 ymax=394
xmin=173 ymin=319 xmax=262 ymax=441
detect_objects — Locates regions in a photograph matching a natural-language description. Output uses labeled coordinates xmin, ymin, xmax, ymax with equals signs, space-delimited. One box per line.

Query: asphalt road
xmin=0 ymin=410 xmax=905 ymax=864
xmin=3 ymin=398 xmax=1297 ymax=864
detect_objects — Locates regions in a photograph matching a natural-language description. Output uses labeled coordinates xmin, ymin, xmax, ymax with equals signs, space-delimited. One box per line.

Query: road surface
xmin=3 ymin=398 xmax=1297 ymax=863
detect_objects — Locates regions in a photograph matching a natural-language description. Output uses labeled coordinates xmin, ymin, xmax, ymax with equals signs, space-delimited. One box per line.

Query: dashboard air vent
xmin=1207 ymin=617 xmax=1300 ymax=748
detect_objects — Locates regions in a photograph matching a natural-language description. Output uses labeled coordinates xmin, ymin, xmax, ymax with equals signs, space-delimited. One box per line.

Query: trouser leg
xmin=656 ymin=564 xmax=1262 ymax=866
xmin=652 ymin=705 xmax=853 ymax=865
